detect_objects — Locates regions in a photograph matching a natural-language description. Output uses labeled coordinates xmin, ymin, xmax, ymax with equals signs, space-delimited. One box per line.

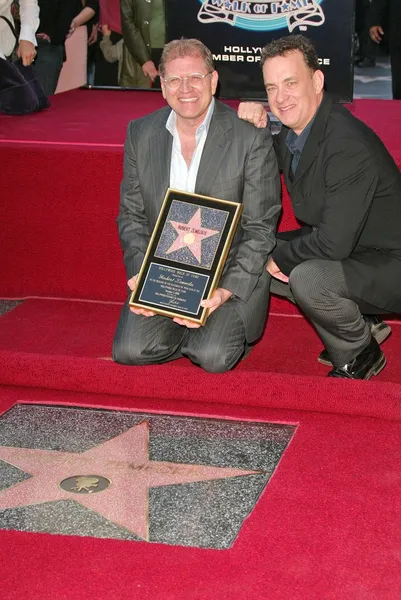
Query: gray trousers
xmin=271 ymin=256 xmax=376 ymax=366
xmin=113 ymin=298 xmax=248 ymax=374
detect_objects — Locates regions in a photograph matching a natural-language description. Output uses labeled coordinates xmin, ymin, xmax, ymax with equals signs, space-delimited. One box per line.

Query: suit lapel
xmin=283 ymin=146 xmax=293 ymax=191
xmin=195 ymin=100 xmax=233 ymax=196
xmin=148 ymin=109 xmax=173 ymax=203
xmin=292 ymin=94 xmax=332 ymax=187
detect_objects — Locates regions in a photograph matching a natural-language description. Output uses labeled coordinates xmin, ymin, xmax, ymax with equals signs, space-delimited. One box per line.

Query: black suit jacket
xmin=273 ymin=93 xmax=401 ymax=313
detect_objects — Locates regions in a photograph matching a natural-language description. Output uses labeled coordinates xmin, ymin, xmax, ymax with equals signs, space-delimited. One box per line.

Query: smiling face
xmin=161 ymin=54 xmax=218 ymax=127
xmin=263 ymin=50 xmax=324 ymax=134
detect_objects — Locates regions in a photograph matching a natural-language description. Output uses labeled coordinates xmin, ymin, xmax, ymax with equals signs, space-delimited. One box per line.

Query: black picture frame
xmin=129 ymin=188 xmax=243 ymax=324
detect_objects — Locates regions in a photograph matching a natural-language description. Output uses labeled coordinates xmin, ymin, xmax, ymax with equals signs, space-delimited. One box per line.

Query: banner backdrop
xmin=165 ymin=0 xmax=354 ymax=102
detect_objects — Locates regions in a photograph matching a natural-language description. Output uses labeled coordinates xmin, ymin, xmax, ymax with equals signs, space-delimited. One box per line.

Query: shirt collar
xmin=166 ymin=97 xmax=215 ymax=138
xmin=285 ymin=116 xmax=315 ymax=156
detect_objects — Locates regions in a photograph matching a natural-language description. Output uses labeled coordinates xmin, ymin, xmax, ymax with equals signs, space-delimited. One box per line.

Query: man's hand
xmin=237 ymin=102 xmax=268 ymax=128
xmin=201 ymin=288 xmax=232 ymax=314
xmin=128 ymin=274 xmax=156 ymax=317
xmin=67 ymin=18 xmax=79 ymax=37
xmin=266 ymin=258 xmax=289 ymax=283
xmin=172 ymin=317 xmax=201 ymax=329
xmin=17 ymin=40 xmax=36 ymax=66
xmin=88 ymin=24 xmax=98 ymax=45
xmin=172 ymin=288 xmax=232 ymax=329
xmin=142 ymin=60 xmax=158 ymax=82
xmin=102 ymin=24 xmax=111 ymax=37
xmin=370 ymin=25 xmax=384 ymax=44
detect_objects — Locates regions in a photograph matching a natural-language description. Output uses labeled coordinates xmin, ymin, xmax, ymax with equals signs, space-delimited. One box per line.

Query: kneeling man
xmin=239 ymin=35 xmax=401 ymax=379
xmin=113 ymin=38 xmax=281 ymax=373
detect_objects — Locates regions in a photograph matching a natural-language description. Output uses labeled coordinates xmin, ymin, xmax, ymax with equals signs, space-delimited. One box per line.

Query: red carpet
xmin=1 ymin=90 xmax=401 ymax=302
xmin=1 ymin=89 xmax=400 ymax=158
xmin=1 ymin=386 xmax=401 ymax=600
xmin=1 ymin=90 xmax=401 ymax=598
xmin=0 ymin=299 xmax=400 ymax=422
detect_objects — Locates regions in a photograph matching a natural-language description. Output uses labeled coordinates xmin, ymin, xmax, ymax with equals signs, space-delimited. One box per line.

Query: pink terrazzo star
xmin=0 ymin=422 xmax=260 ymax=541
xmin=167 ymin=209 xmax=219 ymax=262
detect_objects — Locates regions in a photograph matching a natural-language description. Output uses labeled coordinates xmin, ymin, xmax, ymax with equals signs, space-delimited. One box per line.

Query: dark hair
xmin=159 ymin=39 xmax=214 ymax=78
xmin=260 ymin=35 xmax=319 ymax=72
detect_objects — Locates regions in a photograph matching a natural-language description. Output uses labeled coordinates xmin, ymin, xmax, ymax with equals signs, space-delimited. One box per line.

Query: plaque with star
xmin=129 ymin=189 xmax=243 ymax=324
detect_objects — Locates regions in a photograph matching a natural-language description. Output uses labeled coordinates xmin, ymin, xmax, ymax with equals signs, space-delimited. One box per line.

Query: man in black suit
xmin=239 ymin=35 xmax=401 ymax=379
xmin=369 ymin=0 xmax=401 ymax=99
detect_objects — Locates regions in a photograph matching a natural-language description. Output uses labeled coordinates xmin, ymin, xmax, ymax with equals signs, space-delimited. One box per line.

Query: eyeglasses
xmin=162 ymin=71 xmax=214 ymax=91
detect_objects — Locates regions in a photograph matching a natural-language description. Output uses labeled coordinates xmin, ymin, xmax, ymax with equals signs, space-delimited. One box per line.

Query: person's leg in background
xmin=390 ymin=44 xmax=401 ymax=99
xmin=150 ymin=47 xmax=162 ymax=89
xmin=355 ymin=0 xmax=376 ymax=67
xmin=33 ymin=38 xmax=64 ymax=95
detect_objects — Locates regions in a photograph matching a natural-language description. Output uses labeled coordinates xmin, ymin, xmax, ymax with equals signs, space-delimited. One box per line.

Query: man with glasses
xmin=113 ymin=38 xmax=281 ymax=372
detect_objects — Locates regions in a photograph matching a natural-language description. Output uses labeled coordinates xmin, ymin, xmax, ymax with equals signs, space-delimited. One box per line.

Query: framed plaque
xmin=129 ymin=188 xmax=243 ymax=324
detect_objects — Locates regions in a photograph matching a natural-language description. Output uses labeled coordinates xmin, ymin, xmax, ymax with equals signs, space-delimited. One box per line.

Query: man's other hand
xmin=88 ymin=23 xmax=98 ymax=45
xmin=173 ymin=288 xmax=232 ymax=328
xmin=266 ymin=258 xmax=289 ymax=283
xmin=128 ymin=274 xmax=156 ymax=317
xmin=67 ymin=18 xmax=79 ymax=37
xmin=238 ymin=102 xmax=268 ymax=128
xmin=200 ymin=288 xmax=232 ymax=314
xmin=172 ymin=317 xmax=201 ymax=329
xmin=142 ymin=60 xmax=158 ymax=82
xmin=370 ymin=25 xmax=384 ymax=44
xmin=18 ymin=40 xmax=36 ymax=66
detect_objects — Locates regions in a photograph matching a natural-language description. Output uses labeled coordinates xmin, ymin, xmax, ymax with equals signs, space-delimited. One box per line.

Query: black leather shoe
xmin=327 ymin=338 xmax=386 ymax=379
xmin=318 ymin=316 xmax=391 ymax=366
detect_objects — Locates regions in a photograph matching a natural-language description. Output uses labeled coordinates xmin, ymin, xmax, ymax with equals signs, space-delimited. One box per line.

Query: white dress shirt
xmin=0 ymin=0 xmax=39 ymax=59
xmin=166 ymin=98 xmax=215 ymax=193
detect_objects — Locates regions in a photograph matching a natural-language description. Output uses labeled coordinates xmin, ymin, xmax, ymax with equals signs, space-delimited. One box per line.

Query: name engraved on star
xmin=129 ymin=463 xmax=204 ymax=476
xmin=130 ymin=189 xmax=243 ymax=324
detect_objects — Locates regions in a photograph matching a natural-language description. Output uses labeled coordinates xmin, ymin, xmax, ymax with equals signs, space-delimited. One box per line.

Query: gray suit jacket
xmin=117 ymin=100 xmax=281 ymax=341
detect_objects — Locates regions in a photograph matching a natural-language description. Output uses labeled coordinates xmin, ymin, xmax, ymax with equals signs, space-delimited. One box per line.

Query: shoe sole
xmin=371 ymin=322 xmax=392 ymax=345
xmin=318 ymin=323 xmax=392 ymax=367
xmin=364 ymin=352 xmax=387 ymax=380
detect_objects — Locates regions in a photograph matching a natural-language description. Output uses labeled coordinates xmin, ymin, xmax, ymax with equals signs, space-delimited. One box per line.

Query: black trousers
xmin=270 ymin=241 xmax=390 ymax=366
xmin=33 ymin=39 xmax=64 ymax=96
xmin=390 ymin=44 xmax=401 ymax=99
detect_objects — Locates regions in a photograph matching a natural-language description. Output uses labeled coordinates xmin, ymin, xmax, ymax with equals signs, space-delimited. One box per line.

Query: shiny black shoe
xmin=327 ymin=338 xmax=386 ymax=380
xmin=318 ymin=316 xmax=391 ymax=366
